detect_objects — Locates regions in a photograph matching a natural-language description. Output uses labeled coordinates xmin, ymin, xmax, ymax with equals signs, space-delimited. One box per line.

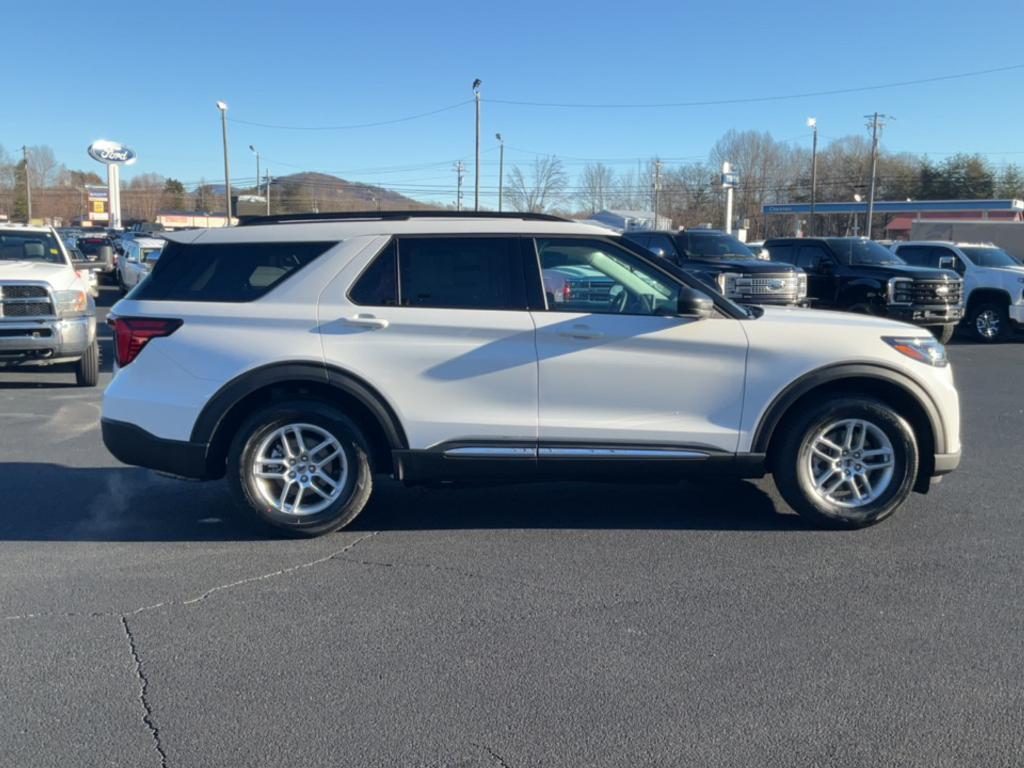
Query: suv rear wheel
xmin=773 ymin=396 xmax=918 ymax=528
xmin=228 ymin=401 xmax=373 ymax=537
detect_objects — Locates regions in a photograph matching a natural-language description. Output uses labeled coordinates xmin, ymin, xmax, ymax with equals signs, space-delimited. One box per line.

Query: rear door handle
xmin=344 ymin=313 xmax=389 ymax=329
xmin=558 ymin=325 xmax=604 ymax=340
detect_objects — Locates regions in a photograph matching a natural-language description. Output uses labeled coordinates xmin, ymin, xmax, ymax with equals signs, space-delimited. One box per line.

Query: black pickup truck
xmin=763 ymin=237 xmax=964 ymax=342
xmin=623 ymin=229 xmax=808 ymax=307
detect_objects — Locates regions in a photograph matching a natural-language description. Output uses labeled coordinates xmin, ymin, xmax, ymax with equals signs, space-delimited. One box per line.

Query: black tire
xmin=966 ymin=302 xmax=1008 ymax=343
xmin=74 ymin=341 xmax=100 ymax=387
xmin=772 ymin=396 xmax=919 ymax=529
xmin=933 ymin=324 xmax=956 ymax=345
xmin=227 ymin=400 xmax=373 ymax=537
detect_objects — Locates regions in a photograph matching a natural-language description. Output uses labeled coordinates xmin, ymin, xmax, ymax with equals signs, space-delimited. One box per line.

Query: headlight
xmin=797 ymin=273 xmax=808 ymax=299
xmin=887 ymin=278 xmax=913 ymax=305
xmin=716 ymin=272 xmax=741 ymax=297
xmin=54 ymin=289 xmax=88 ymax=317
xmin=883 ymin=336 xmax=948 ymax=367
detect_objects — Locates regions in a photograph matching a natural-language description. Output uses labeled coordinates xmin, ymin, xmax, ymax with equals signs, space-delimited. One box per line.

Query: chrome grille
xmin=912 ymin=278 xmax=963 ymax=306
xmin=720 ymin=272 xmax=806 ymax=302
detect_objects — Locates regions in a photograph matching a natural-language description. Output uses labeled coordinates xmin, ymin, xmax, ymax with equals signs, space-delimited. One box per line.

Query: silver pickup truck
xmin=0 ymin=225 xmax=100 ymax=386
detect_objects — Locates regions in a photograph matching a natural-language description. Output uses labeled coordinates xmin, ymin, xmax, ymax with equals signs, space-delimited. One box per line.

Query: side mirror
xmin=649 ymin=247 xmax=666 ymax=259
xmin=938 ymin=255 xmax=957 ymax=271
xmin=677 ymin=287 xmax=715 ymax=319
xmin=818 ymin=257 xmax=835 ymax=272
xmin=98 ymin=245 xmax=114 ymax=269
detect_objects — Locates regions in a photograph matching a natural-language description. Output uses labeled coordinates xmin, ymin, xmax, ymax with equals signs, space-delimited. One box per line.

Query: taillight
xmin=109 ymin=317 xmax=182 ymax=367
xmin=562 ymin=282 xmax=572 ymax=301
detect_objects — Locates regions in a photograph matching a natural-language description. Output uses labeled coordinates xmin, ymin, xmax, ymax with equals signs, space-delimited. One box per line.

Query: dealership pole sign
xmin=88 ymin=140 xmax=137 ymax=230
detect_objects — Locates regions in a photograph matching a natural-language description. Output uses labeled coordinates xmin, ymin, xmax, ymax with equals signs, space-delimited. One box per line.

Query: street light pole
xmin=472 ymin=79 xmax=481 ymax=211
xmin=265 ymin=170 xmax=271 ymax=215
xmin=495 ymin=133 xmax=504 ymax=212
xmin=216 ymin=101 xmax=232 ymax=226
xmin=21 ymin=145 xmax=32 ymax=222
xmin=249 ymin=145 xmax=260 ymax=197
xmin=807 ymin=117 xmax=818 ymax=235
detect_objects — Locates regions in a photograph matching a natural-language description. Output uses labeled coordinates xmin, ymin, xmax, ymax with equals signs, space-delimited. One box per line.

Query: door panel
xmin=318 ymin=236 xmax=539 ymax=450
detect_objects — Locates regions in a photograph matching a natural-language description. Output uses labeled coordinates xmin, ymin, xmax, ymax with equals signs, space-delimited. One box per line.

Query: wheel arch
xmin=837 ymin=278 xmax=885 ymax=307
xmin=193 ymin=362 xmax=408 ymax=479
xmin=753 ymin=363 xmax=945 ymax=493
xmin=966 ymin=287 xmax=1012 ymax=311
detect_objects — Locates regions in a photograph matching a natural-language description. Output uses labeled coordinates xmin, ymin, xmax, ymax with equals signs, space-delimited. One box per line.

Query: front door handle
xmin=344 ymin=313 xmax=389 ymax=329
xmin=558 ymin=325 xmax=604 ymax=340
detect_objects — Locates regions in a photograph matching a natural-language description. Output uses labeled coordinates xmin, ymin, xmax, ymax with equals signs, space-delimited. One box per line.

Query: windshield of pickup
xmin=959 ymin=246 xmax=1022 ymax=268
xmin=685 ymin=231 xmax=757 ymax=260
xmin=826 ymin=238 xmax=906 ymax=266
xmin=0 ymin=230 xmax=66 ymax=264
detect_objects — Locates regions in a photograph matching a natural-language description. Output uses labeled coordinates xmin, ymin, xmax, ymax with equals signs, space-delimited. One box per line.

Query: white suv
xmin=101 ymin=212 xmax=961 ymax=535
xmin=892 ymin=241 xmax=1024 ymax=342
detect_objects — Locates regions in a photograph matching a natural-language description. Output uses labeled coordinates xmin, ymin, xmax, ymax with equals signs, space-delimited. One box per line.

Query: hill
xmin=265 ymin=172 xmax=436 ymax=213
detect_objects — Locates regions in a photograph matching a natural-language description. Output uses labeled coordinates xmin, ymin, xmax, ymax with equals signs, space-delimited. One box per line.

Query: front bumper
xmin=102 ymin=418 xmax=212 ymax=479
xmin=1009 ymin=304 xmax=1024 ymax=327
xmin=933 ymin=450 xmax=961 ymax=476
xmin=888 ymin=305 xmax=964 ymax=327
xmin=0 ymin=315 xmax=96 ymax=366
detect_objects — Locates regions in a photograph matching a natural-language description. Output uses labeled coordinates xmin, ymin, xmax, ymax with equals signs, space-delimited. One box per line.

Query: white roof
xmin=899 ymin=240 xmax=998 ymax=248
xmin=0 ymin=224 xmax=54 ymax=235
xmin=131 ymin=237 xmax=166 ymax=247
xmin=163 ymin=216 xmax=613 ymax=244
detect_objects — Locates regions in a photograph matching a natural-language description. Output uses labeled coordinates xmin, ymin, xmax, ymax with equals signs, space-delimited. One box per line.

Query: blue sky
xmin=4 ymin=0 xmax=1024 ymax=206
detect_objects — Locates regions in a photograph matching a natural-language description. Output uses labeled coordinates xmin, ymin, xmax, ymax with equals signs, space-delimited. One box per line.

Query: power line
xmin=487 ymin=63 xmax=1024 ymax=109
xmin=227 ymin=100 xmax=473 ymax=131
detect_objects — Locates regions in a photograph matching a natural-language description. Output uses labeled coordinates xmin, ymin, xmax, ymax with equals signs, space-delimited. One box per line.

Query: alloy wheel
xmin=805 ymin=418 xmax=895 ymax=508
xmin=250 ymin=423 xmax=348 ymax=515
xmin=975 ymin=309 xmax=1001 ymax=339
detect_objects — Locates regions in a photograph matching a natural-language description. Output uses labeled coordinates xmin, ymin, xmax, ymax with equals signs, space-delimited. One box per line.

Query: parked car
xmin=0 ymin=225 xmax=99 ymax=385
xmin=101 ymin=211 xmax=961 ymax=536
xmin=622 ymin=229 xmax=808 ymax=307
xmin=763 ymin=237 xmax=964 ymax=343
xmin=891 ymin=241 xmax=1024 ymax=342
xmin=68 ymin=247 xmax=100 ymax=298
xmin=117 ymin=237 xmax=165 ymax=292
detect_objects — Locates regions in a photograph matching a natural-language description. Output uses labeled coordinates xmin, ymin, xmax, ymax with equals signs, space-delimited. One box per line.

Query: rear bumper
xmin=101 ymin=418 xmax=211 ymax=479
xmin=0 ymin=316 xmax=95 ymax=366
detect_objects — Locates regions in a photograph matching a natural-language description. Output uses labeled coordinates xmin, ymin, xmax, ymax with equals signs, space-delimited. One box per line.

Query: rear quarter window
xmin=132 ymin=241 xmax=335 ymax=302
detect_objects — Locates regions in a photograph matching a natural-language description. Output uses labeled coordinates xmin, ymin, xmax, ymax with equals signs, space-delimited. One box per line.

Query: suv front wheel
xmin=773 ymin=397 xmax=919 ymax=528
xmin=228 ymin=401 xmax=373 ymax=536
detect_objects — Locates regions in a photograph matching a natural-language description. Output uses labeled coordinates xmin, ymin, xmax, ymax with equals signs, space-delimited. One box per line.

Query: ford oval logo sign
xmin=767 ymin=279 xmax=785 ymax=291
xmin=88 ymin=139 xmax=137 ymax=166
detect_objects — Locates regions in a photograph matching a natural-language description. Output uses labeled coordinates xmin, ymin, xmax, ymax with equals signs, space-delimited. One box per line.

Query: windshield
xmin=686 ymin=232 xmax=757 ymax=260
xmin=959 ymin=246 xmax=1021 ymax=268
xmin=0 ymin=230 xmax=66 ymax=264
xmin=827 ymin=238 xmax=906 ymax=266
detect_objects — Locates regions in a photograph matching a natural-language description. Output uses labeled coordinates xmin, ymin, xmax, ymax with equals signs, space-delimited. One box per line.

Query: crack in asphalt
xmin=1 ymin=531 xmax=380 ymax=622
xmin=472 ymin=742 xmax=513 ymax=768
xmin=120 ymin=615 xmax=169 ymax=768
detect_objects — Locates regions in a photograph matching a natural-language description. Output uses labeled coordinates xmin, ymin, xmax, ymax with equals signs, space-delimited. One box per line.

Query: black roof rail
xmin=237 ymin=210 xmax=570 ymax=226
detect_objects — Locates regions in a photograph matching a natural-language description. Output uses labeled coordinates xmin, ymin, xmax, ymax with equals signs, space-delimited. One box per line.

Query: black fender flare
xmin=190 ymin=362 xmax=408 ymax=450
xmin=838 ymin=278 xmax=886 ymax=307
xmin=751 ymin=362 xmax=947 ymax=455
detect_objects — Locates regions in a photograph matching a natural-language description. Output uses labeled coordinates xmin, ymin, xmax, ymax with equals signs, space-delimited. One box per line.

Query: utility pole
xmin=472 ymin=79 xmax=481 ymax=211
xmin=454 ymin=161 xmax=465 ymax=211
xmin=216 ymin=101 xmax=232 ymax=225
xmin=652 ymin=160 xmax=663 ymax=229
xmin=807 ymin=117 xmax=818 ymax=235
xmin=496 ymin=133 xmax=504 ymax=212
xmin=722 ymin=161 xmax=735 ymax=234
xmin=265 ymin=171 xmax=271 ymax=215
xmin=864 ymin=112 xmax=892 ymax=239
xmin=21 ymin=146 xmax=32 ymax=222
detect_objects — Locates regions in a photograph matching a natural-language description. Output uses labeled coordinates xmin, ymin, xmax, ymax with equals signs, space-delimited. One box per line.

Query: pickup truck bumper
xmin=0 ymin=316 xmax=96 ymax=367
xmin=888 ymin=305 xmax=964 ymax=326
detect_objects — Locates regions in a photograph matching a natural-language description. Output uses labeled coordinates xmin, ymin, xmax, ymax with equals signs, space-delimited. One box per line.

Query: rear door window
xmin=765 ymin=243 xmax=795 ymax=264
xmin=133 ymin=240 xmax=334 ymax=302
xmin=395 ymin=236 xmax=525 ymax=310
xmin=796 ymin=244 xmax=833 ymax=269
xmin=896 ymin=245 xmax=934 ymax=267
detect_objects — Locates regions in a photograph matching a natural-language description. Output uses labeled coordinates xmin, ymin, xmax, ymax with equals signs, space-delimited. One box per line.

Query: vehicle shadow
xmin=0 ymin=464 xmax=804 ymax=542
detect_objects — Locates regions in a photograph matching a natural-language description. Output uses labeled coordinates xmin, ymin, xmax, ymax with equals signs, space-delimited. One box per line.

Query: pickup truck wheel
xmin=74 ymin=341 xmax=100 ymax=387
xmin=228 ymin=401 xmax=373 ymax=537
xmin=933 ymin=324 xmax=956 ymax=344
xmin=968 ymin=302 xmax=1008 ymax=343
xmin=773 ymin=397 xmax=918 ymax=529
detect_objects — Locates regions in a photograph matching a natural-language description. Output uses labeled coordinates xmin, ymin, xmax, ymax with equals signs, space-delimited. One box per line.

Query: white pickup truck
xmin=892 ymin=241 xmax=1024 ymax=342
xmin=0 ymin=225 xmax=100 ymax=385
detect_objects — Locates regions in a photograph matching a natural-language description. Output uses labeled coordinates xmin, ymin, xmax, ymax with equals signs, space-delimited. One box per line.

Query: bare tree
xmin=506 ymin=156 xmax=568 ymax=213
xmin=26 ymin=145 xmax=65 ymax=189
xmin=123 ymin=173 xmax=166 ymax=221
xmin=577 ymin=162 xmax=615 ymax=214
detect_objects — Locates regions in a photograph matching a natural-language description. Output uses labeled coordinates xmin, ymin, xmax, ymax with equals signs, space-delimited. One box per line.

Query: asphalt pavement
xmin=1 ymin=286 xmax=1021 ymax=767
